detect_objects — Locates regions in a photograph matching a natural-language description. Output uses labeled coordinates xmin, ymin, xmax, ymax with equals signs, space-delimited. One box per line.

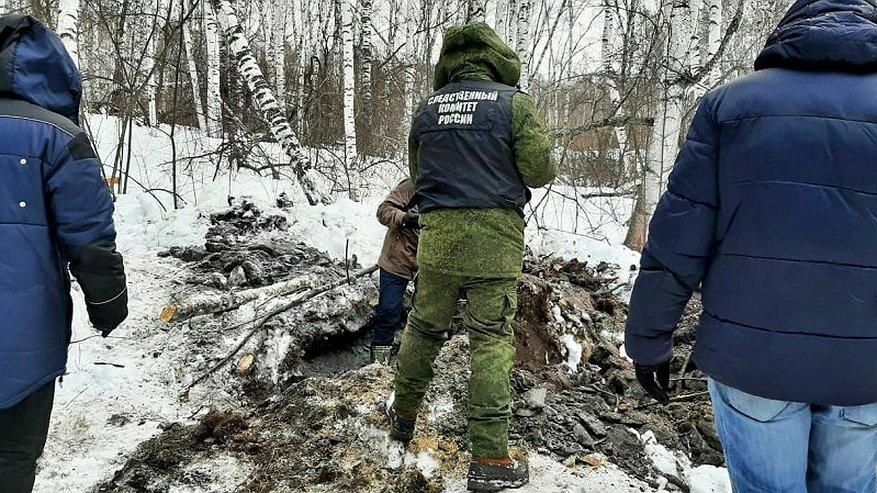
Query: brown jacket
xmin=377 ymin=179 xmax=419 ymax=279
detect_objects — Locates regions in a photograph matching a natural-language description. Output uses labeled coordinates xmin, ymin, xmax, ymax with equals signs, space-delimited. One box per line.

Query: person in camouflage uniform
xmin=387 ymin=23 xmax=555 ymax=492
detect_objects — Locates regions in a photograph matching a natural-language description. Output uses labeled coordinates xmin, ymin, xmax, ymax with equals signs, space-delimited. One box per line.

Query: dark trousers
xmin=371 ymin=268 xmax=411 ymax=347
xmin=0 ymin=381 xmax=55 ymax=493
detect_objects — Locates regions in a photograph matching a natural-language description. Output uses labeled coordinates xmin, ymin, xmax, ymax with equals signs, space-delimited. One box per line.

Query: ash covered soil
xmin=97 ymin=202 xmax=718 ymax=493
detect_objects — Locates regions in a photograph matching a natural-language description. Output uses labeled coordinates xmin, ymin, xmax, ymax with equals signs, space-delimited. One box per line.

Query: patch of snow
xmin=444 ymin=453 xmax=653 ymax=492
xmin=642 ymin=430 xmax=683 ymax=478
xmin=414 ymin=450 xmax=440 ymax=478
xmin=168 ymin=454 xmax=252 ymax=493
xmin=560 ymin=334 xmax=583 ymax=373
xmin=619 ymin=343 xmax=633 ymax=362
xmin=264 ymin=329 xmax=295 ymax=383
xmin=428 ymin=398 xmax=456 ymax=423
xmin=689 ymin=465 xmax=732 ymax=493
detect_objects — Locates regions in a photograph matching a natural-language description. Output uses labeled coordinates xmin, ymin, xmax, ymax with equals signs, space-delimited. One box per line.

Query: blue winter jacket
xmin=625 ymin=0 xmax=877 ymax=406
xmin=0 ymin=16 xmax=127 ymax=409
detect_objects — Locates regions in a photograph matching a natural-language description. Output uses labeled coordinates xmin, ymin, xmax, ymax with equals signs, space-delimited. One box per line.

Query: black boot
xmin=386 ymin=405 xmax=415 ymax=443
xmin=467 ymin=457 xmax=529 ymax=492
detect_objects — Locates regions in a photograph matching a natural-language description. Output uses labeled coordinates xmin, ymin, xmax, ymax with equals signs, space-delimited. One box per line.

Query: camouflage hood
xmin=433 ymin=22 xmax=521 ymax=90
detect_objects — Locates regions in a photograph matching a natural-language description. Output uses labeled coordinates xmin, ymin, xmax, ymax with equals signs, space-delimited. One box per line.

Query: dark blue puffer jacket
xmin=625 ymin=0 xmax=877 ymax=406
xmin=0 ymin=15 xmax=127 ymax=409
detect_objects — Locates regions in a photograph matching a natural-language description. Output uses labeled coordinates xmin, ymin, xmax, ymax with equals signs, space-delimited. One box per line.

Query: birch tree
xmin=495 ymin=0 xmax=510 ymax=40
xmin=516 ymin=0 xmax=532 ymax=91
xmin=339 ymin=0 xmax=358 ymax=199
xmin=183 ymin=11 xmax=207 ymax=131
xmin=625 ymin=0 xmax=689 ymax=250
xmin=360 ymin=0 xmax=373 ymax=103
xmin=467 ymin=0 xmax=486 ymax=22
xmin=204 ymin=1 xmax=223 ymax=137
xmin=143 ymin=0 xmax=169 ymax=127
xmin=689 ymin=0 xmax=703 ymax=70
xmin=403 ymin=0 xmax=417 ymax=127
xmin=706 ymin=0 xmax=723 ymax=79
xmin=601 ymin=0 xmax=628 ymax=170
xmin=210 ymin=0 xmax=321 ymax=205
xmin=56 ymin=0 xmax=80 ymax=67
xmin=625 ymin=0 xmax=738 ymax=250
xmin=270 ymin=1 xmax=287 ymax=109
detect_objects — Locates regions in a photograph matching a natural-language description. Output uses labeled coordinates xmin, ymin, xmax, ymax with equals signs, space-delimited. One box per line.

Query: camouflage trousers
xmin=393 ymin=266 xmax=518 ymax=459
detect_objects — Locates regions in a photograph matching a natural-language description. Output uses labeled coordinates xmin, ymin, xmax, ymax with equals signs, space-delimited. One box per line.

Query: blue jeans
xmin=371 ymin=268 xmax=410 ymax=347
xmin=709 ymin=379 xmax=877 ymax=493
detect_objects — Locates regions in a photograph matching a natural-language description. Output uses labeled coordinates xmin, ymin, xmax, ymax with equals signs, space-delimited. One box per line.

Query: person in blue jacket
xmin=0 ymin=15 xmax=128 ymax=493
xmin=625 ymin=1 xmax=877 ymax=491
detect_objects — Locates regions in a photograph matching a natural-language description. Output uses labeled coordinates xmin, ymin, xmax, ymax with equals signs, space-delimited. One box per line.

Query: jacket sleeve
xmin=624 ymin=97 xmax=720 ymax=366
xmin=47 ymin=132 xmax=128 ymax=333
xmin=512 ymin=93 xmax=556 ymax=188
xmin=377 ymin=180 xmax=412 ymax=227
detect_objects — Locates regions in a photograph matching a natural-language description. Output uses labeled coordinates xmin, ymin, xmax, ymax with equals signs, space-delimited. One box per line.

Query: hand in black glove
xmin=635 ymin=362 xmax=671 ymax=404
xmin=400 ymin=210 xmax=421 ymax=229
xmin=87 ymin=288 xmax=129 ymax=338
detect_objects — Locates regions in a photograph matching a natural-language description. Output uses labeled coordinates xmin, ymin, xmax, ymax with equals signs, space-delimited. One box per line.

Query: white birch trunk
xmin=145 ymin=0 xmax=169 ymax=127
xmin=601 ymin=0 xmax=627 ymax=171
xmin=340 ymin=0 xmax=358 ymax=200
xmin=210 ymin=0 xmax=321 ymax=205
xmin=688 ymin=0 xmax=703 ymax=71
xmin=270 ymin=1 xmax=287 ymax=109
xmin=360 ymin=0 xmax=373 ymax=103
xmin=516 ymin=0 xmax=531 ymax=91
xmin=204 ymin=2 xmax=223 ymax=137
xmin=625 ymin=0 xmax=688 ymax=250
xmin=56 ymin=0 xmax=80 ymax=68
xmin=183 ymin=14 xmax=207 ymax=131
xmin=467 ymin=0 xmax=486 ymax=22
xmin=495 ymin=0 xmax=510 ymax=40
xmin=403 ymin=0 xmax=417 ymax=128
xmin=706 ymin=0 xmax=722 ymax=76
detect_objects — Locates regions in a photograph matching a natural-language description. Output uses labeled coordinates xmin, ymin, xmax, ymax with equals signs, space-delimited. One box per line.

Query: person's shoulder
xmin=0 ymin=97 xmax=83 ymax=143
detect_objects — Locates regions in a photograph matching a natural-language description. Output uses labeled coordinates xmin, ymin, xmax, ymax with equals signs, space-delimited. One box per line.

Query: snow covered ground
xmin=32 ymin=116 xmax=727 ymax=492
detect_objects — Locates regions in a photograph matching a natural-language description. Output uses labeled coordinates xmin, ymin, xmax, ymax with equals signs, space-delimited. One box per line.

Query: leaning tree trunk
xmin=210 ymin=0 xmax=321 ymax=205
xmin=204 ymin=1 xmax=223 ymax=138
xmin=339 ymin=0 xmax=358 ymax=200
xmin=56 ymin=0 xmax=80 ymax=68
xmin=515 ymin=0 xmax=531 ymax=91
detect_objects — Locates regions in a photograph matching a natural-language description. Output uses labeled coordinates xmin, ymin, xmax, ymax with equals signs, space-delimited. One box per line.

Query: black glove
xmin=635 ymin=362 xmax=671 ymax=405
xmin=87 ymin=288 xmax=129 ymax=337
xmin=68 ymin=239 xmax=129 ymax=337
xmin=400 ymin=210 xmax=421 ymax=229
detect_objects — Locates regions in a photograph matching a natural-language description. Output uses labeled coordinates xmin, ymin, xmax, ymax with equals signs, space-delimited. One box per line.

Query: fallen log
xmin=181 ymin=264 xmax=379 ymax=399
xmin=161 ymin=276 xmax=314 ymax=323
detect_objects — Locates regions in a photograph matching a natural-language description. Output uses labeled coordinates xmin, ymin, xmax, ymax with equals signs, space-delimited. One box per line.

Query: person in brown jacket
xmin=371 ymin=178 xmax=420 ymax=364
